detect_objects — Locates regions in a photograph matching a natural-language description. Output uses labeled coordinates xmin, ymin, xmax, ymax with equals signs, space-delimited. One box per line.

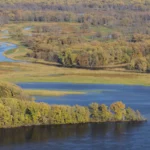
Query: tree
xmin=125 ymin=107 xmax=137 ymax=121
xmin=130 ymin=57 xmax=148 ymax=72
xmin=99 ymin=104 xmax=112 ymax=121
xmin=110 ymin=101 xmax=126 ymax=121
xmin=0 ymin=103 xmax=12 ymax=127
xmin=9 ymin=28 xmax=23 ymax=39
xmin=89 ymin=103 xmax=99 ymax=121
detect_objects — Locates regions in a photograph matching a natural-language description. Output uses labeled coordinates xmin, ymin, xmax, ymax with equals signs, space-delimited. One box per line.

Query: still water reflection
xmin=0 ymin=122 xmax=147 ymax=150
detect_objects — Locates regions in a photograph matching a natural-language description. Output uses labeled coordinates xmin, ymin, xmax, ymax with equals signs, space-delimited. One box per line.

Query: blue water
xmin=0 ymin=82 xmax=150 ymax=150
xmin=2 ymin=30 xmax=9 ymax=34
xmin=24 ymin=27 xmax=32 ymax=31
xmin=0 ymin=26 xmax=31 ymax=62
xmin=0 ymin=42 xmax=17 ymax=62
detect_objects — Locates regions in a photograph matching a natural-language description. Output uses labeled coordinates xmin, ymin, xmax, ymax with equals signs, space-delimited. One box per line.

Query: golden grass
xmin=25 ymin=89 xmax=85 ymax=96
xmin=0 ymin=62 xmax=150 ymax=86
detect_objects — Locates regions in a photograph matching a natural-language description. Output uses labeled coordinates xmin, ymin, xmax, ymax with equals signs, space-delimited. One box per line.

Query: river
xmin=0 ymin=40 xmax=150 ymax=150
xmin=0 ymin=42 xmax=17 ymax=62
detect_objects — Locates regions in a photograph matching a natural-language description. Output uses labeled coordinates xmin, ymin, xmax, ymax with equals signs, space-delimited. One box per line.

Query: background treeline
xmin=0 ymin=0 xmax=150 ymax=35
xmin=0 ymin=82 xmax=145 ymax=128
xmin=1 ymin=0 xmax=150 ymax=72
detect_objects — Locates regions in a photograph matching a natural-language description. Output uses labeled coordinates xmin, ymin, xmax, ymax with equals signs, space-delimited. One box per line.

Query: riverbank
xmin=0 ymin=120 xmax=147 ymax=129
xmin=0 ymin=62 xmax=150 ymax=86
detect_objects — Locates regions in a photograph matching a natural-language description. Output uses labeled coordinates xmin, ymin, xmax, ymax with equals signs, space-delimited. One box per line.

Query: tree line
xmin=0 ymin=0 xmax=150 ymax=36
xmin=0 ymin=98 xmax=145 ymax=128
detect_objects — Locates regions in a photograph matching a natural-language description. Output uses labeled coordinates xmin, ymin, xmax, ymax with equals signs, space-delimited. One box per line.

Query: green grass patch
xmin=4 ymin=48 xmax=16 ymax=55
xmin=0 ymin=61 xmax=150 ymax=86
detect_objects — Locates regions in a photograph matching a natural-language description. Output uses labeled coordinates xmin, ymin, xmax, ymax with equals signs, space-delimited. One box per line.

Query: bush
xmin=0 ymin=81 xmax=33 ymax=101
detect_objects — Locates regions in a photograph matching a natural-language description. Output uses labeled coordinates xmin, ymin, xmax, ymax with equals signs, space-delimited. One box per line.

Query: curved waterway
xmin=0 ymin=42 xmax=17 ymax=62
xmin=0 ymin=26 xmax=32 ymax=62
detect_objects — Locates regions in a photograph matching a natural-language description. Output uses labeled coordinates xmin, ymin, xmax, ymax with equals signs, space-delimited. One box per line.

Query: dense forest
xmin=0 ymin=82 xmax=145 ymax=128
xmin=0 ymin=0 xmax=150 ymax=71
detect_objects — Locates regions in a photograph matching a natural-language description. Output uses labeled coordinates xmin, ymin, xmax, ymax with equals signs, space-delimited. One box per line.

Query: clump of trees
xmin=0 ymin=12 xmax=9 ymax=26
xmin=0 ymin=95 xmax=145 ymax=128
xmin=24 ymin=32 xmax=150 ymax=72
xmin=9 ymin=28 xmax=23 ymax=40
xmin=0 ymin=81 xmax=33 ymax=101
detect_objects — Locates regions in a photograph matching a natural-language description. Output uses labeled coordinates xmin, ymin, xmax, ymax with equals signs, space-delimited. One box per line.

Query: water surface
xmin=0 ymin=42 xmax=17 ymax=62
xmin=24 ymin=27 xmax=32 ymax=31
xmin=0 ymin=122 xmax=148 ymax=150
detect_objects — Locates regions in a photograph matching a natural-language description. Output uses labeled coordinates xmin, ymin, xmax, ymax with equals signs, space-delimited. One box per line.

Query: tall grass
xmin=25 ymin=89 xmax=85 ymax=96
xmin=0 ymin=62 xmax=150 ymax=85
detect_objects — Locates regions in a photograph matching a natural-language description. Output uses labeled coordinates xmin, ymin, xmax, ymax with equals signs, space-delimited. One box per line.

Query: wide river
xmin=0 ymin=42 xmax=150 ymax=150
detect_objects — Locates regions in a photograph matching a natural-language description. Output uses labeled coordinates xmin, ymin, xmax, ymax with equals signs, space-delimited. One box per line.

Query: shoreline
xmin=16 ymin=81 xmax=150 ymax=86
xmin=0 ymin=120 xmax=147 ymax=129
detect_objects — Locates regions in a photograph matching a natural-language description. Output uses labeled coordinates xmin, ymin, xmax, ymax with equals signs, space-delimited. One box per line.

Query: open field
xmin=0 ymin=62 xmax=150 ymax=86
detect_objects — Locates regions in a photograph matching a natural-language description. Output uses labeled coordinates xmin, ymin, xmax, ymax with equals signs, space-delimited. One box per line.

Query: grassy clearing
xmin=0 ymin=62 xmax=150 ymax=86
xmin=25 ymin=89 xmax=85 ymax=97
